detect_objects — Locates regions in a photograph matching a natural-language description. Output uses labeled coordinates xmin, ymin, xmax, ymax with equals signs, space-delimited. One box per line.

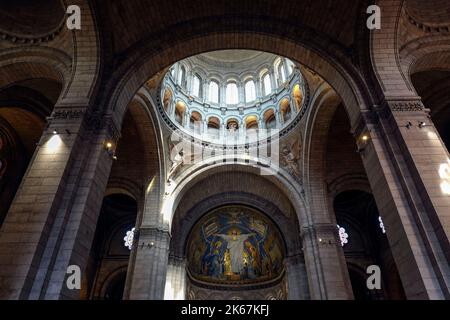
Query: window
xmin=337 ymin=224 xmax=349 ymax=247
xmin=192 ymin=74 xmax=201 ymax=97
xmin=263 ymin=73 xmax=272 ymax=96
xmin=123 ymin=227 xmax=135 ymax=250
xmin=245 ymin=80 xmax=256 ymax=103
xmin=226 ymin=82 xmax=238 ymax=104
xmin=378 ymin=216 xmax=386 ymax=234
xmin=209 ymin=81 xmax=219 ymax=103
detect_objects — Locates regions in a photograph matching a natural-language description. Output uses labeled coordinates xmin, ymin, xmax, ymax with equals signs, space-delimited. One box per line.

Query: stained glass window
xmin=124 ymin=227 xmax=135 ymax=250
xmin=378 ymin=216 xmax=386 ymax=234
xmin=337 ymin=224 xmax=349 ymax=246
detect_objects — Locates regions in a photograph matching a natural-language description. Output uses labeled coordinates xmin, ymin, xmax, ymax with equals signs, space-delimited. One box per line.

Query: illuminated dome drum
xmin=186 ymin=206 xmax=285 ymax=287
xmin=159 ymin=50 xmax=307 ymax=146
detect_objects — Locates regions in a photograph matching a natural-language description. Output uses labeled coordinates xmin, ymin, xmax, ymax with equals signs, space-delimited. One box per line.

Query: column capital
xmin=300 ymin=223 xmax=339 ymax=247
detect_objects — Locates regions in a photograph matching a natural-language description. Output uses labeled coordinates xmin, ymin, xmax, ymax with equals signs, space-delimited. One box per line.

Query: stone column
xmin=183 ymin=112 xmax=190 ymax=129
xmin=238 ymin=81 xmax=245 ymax=104
xmin=269 ymin=68 xmax=276 ymax=93
xmin=203 ymin=81 xmax=208 ymax=102
xmin=301 ymin=224 xmax=353 ymax=300
xmin=128 ymin=227 xmax=170 ymax=300
xmin=275 ymin=110 xmax=282 ymax=127
xmin=0 ymin=107 xmax=117 ymax=299
xmin=285 ymin=254 xmax=310 ymax=300
xmin=164 ymin=255 xmax=186 ymax=300
xmin=356 ymin=99 xmax=450 ymax=299
xmin=255 ymin=78 xmax=262 ymax=98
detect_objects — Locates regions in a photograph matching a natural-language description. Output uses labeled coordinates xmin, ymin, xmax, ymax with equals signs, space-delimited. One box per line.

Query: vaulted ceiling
xmin=96 ymin=0 xmax=368 ymax=56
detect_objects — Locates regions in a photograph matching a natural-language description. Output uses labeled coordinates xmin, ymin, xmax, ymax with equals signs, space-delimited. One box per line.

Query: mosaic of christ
xmin=187 ymin=206 xmax=285 ymax=284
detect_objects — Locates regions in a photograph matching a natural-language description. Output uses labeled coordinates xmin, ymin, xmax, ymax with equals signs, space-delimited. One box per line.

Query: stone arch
xmin=171 ymin=191 xmax=300 ymax=259
xmin=168 ymin=165 xmax=308 ymax=300
xmin=327 ymin=174 xmax=372 ymax=199
xmin=118 ymin=90 xmax=166 ymax=229
xmin=401 ymin=40 xmax=450 ymax=150
xmin=99 ymin=267 xmax=128 ymax=300
xmin=102 ymin=26 xmax=373 ymax=132
xmin=400 ymin=36 xmax=450 ymax=90
xmin=0 ymin=47 xmax=70 ymax=91
xmin=370 ymin=0 xmax=416 ymax=97
xmin=0 ymin=0 xmax=101 ymax=105
xmin=405 ymin=0 xmax=450 ymax=27
xmin=165 ymin=161 xmax=306 ymax=231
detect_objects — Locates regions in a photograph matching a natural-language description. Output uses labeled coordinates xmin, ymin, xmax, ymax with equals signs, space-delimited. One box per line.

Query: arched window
xmin=192 ymin=74 xmax=201 ymax=98
xmin=262 ymin=73 xmax=272 ymax=96
xmin=207 ymin=117 xmax=220 ymax=138
xmin=244 ymin=80 xmax=256 ymax=103
xmin=226 ymin=82 xmax=238 ymax=105
xmin=292 ymin=84 xmax=303 ymax=111
xmin=280 ymin=99 xmax=292 ymax=122
xmin=178 ymin=65 xmax=186 ymax=88
xmin=337 ymin=224 xmax=349 ymax=247
xmin=189 ymin=111 xmax=202 ymax=133
xmin=209 ymin=81 xmax=219 ymax=104
xmin=264 ymin=109 xmax=276 ymax=129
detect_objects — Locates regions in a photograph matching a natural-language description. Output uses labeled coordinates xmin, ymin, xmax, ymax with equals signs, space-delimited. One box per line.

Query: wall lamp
xmin=356 ymin=132 xmax=370 ymax=153
xmin=104 ymin=140 xmax=118 ymax=160
xmin=418 ymin=121 xmax=427 ymax=128
xmin=52 ymin=128 xmax=72 ymax=135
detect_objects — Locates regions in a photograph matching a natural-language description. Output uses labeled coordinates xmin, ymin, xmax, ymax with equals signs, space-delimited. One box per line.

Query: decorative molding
xmin=51 ymin=108 xmax=85 ymax=120
xmin=0 ymin=19 xmax=65 ymax=45
xmin=388 ymin=100 xmax=424 ymax=112
xmin=406 ymin=11 xmax=450 ymax=34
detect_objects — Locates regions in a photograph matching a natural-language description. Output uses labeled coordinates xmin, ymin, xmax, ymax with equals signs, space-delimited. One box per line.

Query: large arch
xmin=102 ymin=24 xmax=375 ymax=133
xmin=167 ymin=163 xmax=308 ymax=300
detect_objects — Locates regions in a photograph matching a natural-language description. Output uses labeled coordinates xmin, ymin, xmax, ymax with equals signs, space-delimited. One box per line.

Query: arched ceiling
xmin=0 ymin=0 xmax=65 ymax=37
xmin=98 ymin=0 xmax=367 ymax=56
xmin=406 ymin=0 xmax=450 ymax=26
xmin=199 ymin=50 xmax=267 ymax=67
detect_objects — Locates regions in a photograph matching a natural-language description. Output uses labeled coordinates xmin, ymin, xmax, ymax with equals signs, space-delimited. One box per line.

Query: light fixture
xmin=52 ymin=129 xmax=58 ymax=135
xmin=405 ymin=121 xmax=412 ymax=129
xmin=105 ymin=141 xmax=113 ymax=149
xmin=362 ymin=135 xmax=369 ymax=141
xmin=418 ymin=121 xmax=427 ymax=128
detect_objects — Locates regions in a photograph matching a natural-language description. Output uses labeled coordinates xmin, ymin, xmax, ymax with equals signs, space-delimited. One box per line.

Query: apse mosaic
xmin=187 ymin=206 xmax=285 ymax=285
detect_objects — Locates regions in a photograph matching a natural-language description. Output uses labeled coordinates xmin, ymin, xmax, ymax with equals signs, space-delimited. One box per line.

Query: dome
xmin=159 ymin=50 xmax=307 ymax=146
xmin=0 ymin=0 xmax=65 ymax=38
xmin=186 ymin=206 xmax=285 ymax=287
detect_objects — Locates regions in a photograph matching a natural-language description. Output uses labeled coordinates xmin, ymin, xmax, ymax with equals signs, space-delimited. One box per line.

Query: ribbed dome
xmin=159 ymin=50 xmax=307 ymax=145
